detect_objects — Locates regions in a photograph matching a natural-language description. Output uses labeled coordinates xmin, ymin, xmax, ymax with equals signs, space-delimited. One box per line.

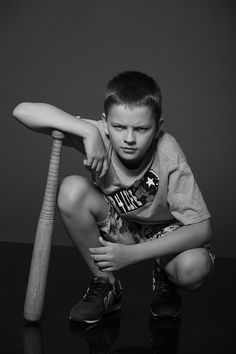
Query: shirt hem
xmin=179 ymin=212 xmax=211 ymax=225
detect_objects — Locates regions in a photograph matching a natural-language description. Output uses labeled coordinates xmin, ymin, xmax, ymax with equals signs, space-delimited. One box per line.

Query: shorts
xmin=97 ymin=199 xmax=215 ymax=265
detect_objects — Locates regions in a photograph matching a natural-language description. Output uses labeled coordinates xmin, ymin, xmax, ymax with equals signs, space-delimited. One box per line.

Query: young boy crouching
xmin=13 ymin=71 xmax=214 ymax=324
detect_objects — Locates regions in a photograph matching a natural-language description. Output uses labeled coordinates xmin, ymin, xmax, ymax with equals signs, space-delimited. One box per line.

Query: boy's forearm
xmin=131 ymin=219 xmax=212 ymax=263
xmin=13 ymin=102 xmax=96 ymax=139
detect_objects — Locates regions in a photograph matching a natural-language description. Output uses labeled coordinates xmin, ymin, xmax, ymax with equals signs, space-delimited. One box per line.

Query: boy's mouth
xmin=121 ymin=147 xmax=137 ymax=153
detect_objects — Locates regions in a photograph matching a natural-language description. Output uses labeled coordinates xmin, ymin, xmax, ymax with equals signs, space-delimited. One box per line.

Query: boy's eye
xmin=113 ymin=125 xmax=125 ymax=130
xmin=135 ymin=127 xmax=148 ymax=132
xmin=112 ymin=125 xmax=149 ymax=132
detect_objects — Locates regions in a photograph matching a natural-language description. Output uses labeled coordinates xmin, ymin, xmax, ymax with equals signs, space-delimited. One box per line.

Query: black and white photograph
xmin=1 ymin=0 xmax=235 ymax=353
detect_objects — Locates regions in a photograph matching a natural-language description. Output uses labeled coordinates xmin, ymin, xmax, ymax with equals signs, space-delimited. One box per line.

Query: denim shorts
xmin=96 ymin=198 xmax=215 ymax=265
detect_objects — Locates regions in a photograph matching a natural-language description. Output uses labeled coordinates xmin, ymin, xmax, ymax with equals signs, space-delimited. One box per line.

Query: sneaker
xmin=150 ymin=264 xmax=181 ymax=318
xmin=69 ymin=277 xmax=122 ymax=323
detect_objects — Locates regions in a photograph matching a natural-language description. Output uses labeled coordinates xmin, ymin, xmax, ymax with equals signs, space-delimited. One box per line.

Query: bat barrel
xmin=24 ymin=130 xmax=64 ymax=321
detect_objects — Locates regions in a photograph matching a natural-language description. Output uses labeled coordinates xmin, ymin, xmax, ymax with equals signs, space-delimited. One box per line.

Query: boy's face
xmin=104 ymin=104 xmax=161 ymax=169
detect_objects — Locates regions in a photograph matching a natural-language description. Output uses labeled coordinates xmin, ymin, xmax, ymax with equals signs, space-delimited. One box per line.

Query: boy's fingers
xmin=99 ymin=159 xmax=108 ymax=178
xmin=84 ymin=156 xmax=108 ymax=177
xmin=91 ymin=254 xmax=109 ymax=261
xmin=83 ymin=158 xmax=92 ymax=166
xmin=89 ymin=246 xmax=107 ymax=254
xmin=96 ymin=261 xmax=111 ymax=269
xmin=101 ymin=267 xmax=113 ymax=272
xmin=91 ymin=159 xmax=98 ymax=170
xmin=95 ymin=160 xmax=102 ymax=173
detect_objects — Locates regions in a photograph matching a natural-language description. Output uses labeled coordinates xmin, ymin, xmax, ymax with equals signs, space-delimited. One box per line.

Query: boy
xmin=13 ymin=71 xmax=214 ymax=324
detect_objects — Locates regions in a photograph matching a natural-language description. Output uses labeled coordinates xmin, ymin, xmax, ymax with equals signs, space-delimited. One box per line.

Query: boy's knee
xmin=58 ymin=175 xmax=90 ymax=214
xmin=174 ymin=248 xmax=213 ymax=290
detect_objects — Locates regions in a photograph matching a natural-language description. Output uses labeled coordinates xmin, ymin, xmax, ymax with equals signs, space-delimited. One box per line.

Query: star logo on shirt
xmin=146 ymin=177 xmax=155 ymax=187
xmin=107 ymin=169 xmax=159 ymax=214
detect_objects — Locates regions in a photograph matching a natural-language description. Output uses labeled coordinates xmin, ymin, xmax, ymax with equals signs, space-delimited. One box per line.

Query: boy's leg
xmin=58 ymin=175 xmax=115 ymax=283
xmin=57 ymin=175 xmax=122 ymax=323
xmin=163 ymin=246 xmax=214 ymax=291
xmin=150 ymin=225 xmax=214 ymax=318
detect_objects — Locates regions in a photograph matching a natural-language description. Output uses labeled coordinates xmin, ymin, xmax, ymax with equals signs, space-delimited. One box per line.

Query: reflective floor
xmin=1 ymin=242 xmax=236 ymax=353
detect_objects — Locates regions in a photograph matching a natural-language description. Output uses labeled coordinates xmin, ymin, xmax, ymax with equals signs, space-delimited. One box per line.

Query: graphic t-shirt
xmin=82 ymin=119 xmax=210 ymax=226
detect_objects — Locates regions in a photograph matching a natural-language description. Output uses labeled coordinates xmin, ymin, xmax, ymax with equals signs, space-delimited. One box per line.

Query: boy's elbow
xmin=13 ymin=102 xmax=50 ymax=130
xmin=13 ymin=102 xmax=25 ymax=118
xmin=13 ymin=102 xmax=32 ymax=121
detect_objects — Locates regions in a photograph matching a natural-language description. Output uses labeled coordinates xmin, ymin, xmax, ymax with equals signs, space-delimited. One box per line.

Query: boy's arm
xmin=13 ymin=102 xmax=94 ymax=149
xmin=132 ymin=218 xmax=212 ymax=263
xmin=13 ymin=102 xmax=108 ymax=177
xmin=89 ymin=219 xmax=212 ymax=271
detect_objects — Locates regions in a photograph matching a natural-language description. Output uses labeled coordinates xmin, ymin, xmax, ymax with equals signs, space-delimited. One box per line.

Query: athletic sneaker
xmin=150 ymin=263 xmax=181 ymax=318
xmin=69 ymin=277 xmax=122 ymax=323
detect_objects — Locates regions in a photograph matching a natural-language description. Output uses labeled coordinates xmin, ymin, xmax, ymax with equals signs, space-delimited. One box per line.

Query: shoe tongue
xmin=93 ymin=276 xmax=110 ymax=284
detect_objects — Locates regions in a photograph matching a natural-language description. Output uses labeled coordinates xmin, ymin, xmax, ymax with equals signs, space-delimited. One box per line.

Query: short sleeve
xmin=167 ymin=161 xmax=210 ymax=225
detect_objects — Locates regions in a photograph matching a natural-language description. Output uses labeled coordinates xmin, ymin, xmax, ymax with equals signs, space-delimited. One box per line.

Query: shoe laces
xmin=82 ymin=278 xmax=111 ymax=303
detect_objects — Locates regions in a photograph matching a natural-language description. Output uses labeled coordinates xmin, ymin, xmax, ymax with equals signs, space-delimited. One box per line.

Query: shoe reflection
xmin=109 ymin=316 xmax=180 ymax=354
xmin=110 ymin=347 xmax=152 ymax=353
xmin=150 ymin=316 xmax=180 ymax=354
xmin=69 ymin=310 xmax=121 ymax=353
xmin=23 ymin=323 xmax=44 ymax=354
xmin=22 ymin=314 xmax=180 ymax=354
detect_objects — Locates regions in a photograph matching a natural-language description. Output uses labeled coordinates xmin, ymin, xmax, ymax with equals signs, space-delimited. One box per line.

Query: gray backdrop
xmin=1 ymin=0 xmax=235 ymax=257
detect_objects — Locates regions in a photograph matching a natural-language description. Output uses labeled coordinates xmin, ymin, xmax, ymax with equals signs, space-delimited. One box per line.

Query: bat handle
xmin=40 ymin=130 xmax=65 ymax=220
xmin=24 ymin=130 xmax=64 ymax=321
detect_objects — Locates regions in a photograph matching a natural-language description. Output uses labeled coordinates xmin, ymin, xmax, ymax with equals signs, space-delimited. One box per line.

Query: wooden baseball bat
xmin=24 ymin=130 xmax=64 ymax=322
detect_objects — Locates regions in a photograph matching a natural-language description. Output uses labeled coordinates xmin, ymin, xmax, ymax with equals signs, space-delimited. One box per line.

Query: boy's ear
xmin=102 ymin=113 xmax=109 ymax=135
xmin=154 ymin=117 xmax=164 ymax=139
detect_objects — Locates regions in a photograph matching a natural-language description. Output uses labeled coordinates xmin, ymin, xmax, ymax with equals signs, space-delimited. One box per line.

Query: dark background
xmin=1 ymin=0 xmax=235 ymax=257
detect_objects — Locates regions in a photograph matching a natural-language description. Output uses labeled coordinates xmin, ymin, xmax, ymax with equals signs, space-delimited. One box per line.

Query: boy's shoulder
xmin=157 ymin=131 xmax=187 ymax=166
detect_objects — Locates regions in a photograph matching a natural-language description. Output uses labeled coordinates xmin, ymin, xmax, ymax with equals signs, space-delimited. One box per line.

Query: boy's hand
xmin=83 ymin=128 xmax=108 ymax=178
xmin=89 ymin=237 xmax=135 ymax=271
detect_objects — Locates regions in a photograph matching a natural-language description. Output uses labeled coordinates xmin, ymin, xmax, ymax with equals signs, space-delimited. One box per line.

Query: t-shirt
xmin=82 ymin=119 xmax=210 ymax=226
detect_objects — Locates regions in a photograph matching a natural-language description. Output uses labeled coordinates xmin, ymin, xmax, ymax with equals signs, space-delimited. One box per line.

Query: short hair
xmin=104 ymin=71 xmax=162 ymax=122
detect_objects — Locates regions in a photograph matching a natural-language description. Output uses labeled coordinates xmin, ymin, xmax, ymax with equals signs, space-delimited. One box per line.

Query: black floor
xmin=1 ymin=242 xmax=236 ymax=353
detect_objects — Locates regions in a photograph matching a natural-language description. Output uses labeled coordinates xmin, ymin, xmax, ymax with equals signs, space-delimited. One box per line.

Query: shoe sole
xmin=150 ymin=307 xmax=181 ymax=319
xmin=69 ymin=303 xmax=122 ymax=324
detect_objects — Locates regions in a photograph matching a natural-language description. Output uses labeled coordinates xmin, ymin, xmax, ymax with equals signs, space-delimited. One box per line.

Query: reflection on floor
xmin=0 ymin=242 xmax=236 ymax=353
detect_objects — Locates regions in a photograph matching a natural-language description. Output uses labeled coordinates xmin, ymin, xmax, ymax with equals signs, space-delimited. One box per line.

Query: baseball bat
xmin=24 ymin=130 xmax=64 ymax=322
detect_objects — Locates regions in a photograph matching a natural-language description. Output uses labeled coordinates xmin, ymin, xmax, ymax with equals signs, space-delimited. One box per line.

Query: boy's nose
xmin=124 ymin=129 xmax=136 ymax=144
